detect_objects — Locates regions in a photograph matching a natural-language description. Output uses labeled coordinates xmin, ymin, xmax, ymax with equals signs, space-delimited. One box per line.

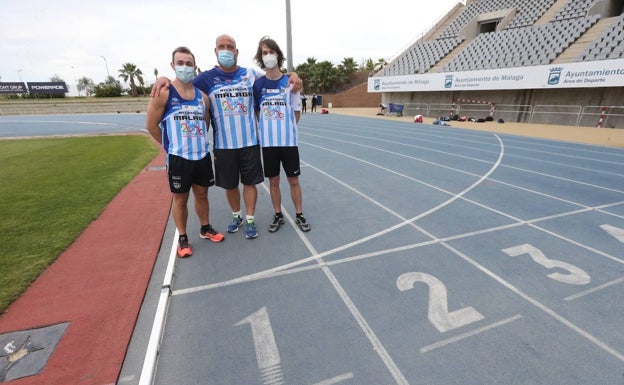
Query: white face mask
xmin=262 ymin=54 xmax=278 ymax=69
xmin=174 ymin=65 xmax=195 ymax=83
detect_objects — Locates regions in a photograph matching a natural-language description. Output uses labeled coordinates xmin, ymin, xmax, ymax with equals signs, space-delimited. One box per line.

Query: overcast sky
xmin=1 ymin=0 xmax=461 ymax=92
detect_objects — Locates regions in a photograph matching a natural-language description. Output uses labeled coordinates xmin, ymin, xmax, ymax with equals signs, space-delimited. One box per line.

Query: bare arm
xmin=145 ymin=90 xmax=169 ymax=145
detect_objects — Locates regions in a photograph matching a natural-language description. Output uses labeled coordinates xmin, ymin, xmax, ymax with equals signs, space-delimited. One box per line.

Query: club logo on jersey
xmin=180 ymin=122 xmax=205 ymax=135
xmin=262 ymin=106 xmax=284 ymax=119
xmin=221 ymin=100 xmax=248 ymax=113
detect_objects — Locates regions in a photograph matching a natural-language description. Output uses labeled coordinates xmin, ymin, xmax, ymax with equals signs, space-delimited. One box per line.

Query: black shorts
xmin=213 ymin=145 xmax=264 ymax=189
xmin=167 ymin=153 xmax=215 ymax=193
xmin=262 ymin=146 xmax=301 ymax=178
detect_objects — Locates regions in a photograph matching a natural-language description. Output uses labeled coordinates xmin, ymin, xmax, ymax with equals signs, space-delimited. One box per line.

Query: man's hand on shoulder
xmin=287 ymin=72 xmax=303 ymax=92
xmin=150 ymin=77 xmax=172 ymax=97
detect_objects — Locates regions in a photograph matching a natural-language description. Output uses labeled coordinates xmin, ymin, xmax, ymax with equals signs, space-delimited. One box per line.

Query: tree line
xmin=9 ymin=57 xmax=388 ymax=98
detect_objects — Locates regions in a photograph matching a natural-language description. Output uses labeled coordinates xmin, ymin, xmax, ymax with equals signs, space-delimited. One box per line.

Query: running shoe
xmin=268 ymin=214 xmax=285 ymax=233
xmin=227 ymin=215 xmax=243 ymax=233
xmin=177 ymin=238 xmax=192 ymax=258
xmin=200 ymin=224 xmax=224 ymax=242
xmin=245 ymin=220 xmax=258 ymax=239
xmin=295 ymin=215 xmax=311 ymax=232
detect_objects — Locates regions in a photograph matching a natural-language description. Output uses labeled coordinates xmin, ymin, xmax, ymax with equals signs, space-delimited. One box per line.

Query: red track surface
xmin=0 ymin=150 xmax=170 ymax=385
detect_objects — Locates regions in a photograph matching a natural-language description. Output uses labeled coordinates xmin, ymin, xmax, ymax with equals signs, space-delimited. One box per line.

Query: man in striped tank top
xmin=253 ymin=37 xmax=310 ymax=233
xmin=146 ymin=46 xmax=224 ymax=258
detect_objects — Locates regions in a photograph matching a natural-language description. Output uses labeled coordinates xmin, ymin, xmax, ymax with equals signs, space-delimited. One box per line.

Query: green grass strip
xmin=0 ymin=135 xmax=159 ymax=313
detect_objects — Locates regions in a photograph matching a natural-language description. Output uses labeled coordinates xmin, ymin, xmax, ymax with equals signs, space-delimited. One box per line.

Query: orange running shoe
xmin=177 ymin=238 xmax=193 ymax=258
xmin=200 ymin=224 xmax=225 ymax=242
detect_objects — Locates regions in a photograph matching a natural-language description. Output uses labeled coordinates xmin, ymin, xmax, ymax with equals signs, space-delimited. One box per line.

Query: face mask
xmin=217 ymin=50 xmax=236 ymax=68
xmin=174 ymin=65 xmax=195 ymax=83
xmin=262 ymin=54 xmax=278 ymax=69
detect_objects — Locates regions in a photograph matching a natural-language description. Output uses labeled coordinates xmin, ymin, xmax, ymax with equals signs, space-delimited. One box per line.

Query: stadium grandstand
xmin=368 ymin=0 xmax=624 ymax=128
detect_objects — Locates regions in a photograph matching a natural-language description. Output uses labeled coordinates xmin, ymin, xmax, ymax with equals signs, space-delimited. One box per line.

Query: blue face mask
xmin=174 ymin=65 xmax=195 ymax=83
xmin=217 ymin=50 xmax=236 ymax=68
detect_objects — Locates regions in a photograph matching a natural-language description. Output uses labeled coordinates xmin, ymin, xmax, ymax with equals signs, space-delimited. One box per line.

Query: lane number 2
xmin=397 ymin=272 xmax=484 ymax=333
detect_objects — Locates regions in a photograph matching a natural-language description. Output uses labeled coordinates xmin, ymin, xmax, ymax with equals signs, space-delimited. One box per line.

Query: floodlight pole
xmin=100 ymin=56 xmax=111 ymax=79
xmin=285 ymin=0 xmax=293 ymax=72
xmin=71 ymin=66 xmax=80 ymax=96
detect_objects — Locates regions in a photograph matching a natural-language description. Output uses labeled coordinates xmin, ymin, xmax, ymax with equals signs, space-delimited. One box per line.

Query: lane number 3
xmin=502 ymin=243 xmax=590 ymax=285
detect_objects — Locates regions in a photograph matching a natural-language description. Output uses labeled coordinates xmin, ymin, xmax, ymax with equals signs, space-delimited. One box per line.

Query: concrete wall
xmin=322 ymin=82 xmax=381 ymax=108
xmin=0 ymin=98 xmax=150 ymax=116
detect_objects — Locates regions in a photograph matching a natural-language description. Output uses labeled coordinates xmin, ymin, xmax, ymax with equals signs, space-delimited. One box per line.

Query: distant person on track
xmin=301 ymin=93 xmax=307 ymax=114
xmin=311 ymin=93 xmax=318 ymax=113
xmin=252 ymin=36 xmax=310 ymax=233
xmin=146 ymin=46 xmax=224 ymax=258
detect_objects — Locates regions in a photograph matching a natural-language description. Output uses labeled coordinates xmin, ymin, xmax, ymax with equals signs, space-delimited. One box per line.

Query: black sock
xmin=296 ymin=213 xmax=303 ymax=218
xmin=179 ymin=234 xmax=188 ymax=242
xmin=275 ymin=212 xmax=283 ymax=218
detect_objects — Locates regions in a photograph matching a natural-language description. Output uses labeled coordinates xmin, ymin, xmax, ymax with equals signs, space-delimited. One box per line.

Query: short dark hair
xmin=171 ymin=46 xmax=195 ymax=66
xmin=254 ymin=36 xmax=285 ymax=70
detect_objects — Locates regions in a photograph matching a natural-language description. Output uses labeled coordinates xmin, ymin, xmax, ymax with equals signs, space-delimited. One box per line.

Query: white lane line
xmin=171 ymin=132 xmax=505 ymax=383
xmin=303 ymin=131 xmax=600 ymax=211
xmin=420 ymin=315 xmax=523 ymax=354
xmin=173 ymin=133 xmax=504 ymax=296
xmin=172 ymin=199 xmax=624 ymax=298
xmin=309 ymin=124 xmax=624 ymax=178
xmin=138 ymin=229 xmax=179 ymax=385
xmin=310 ymin=372 xmax=354 ymax=385
xmin=255 ymin=183 xmax=410 ymax=385
xmin=528 ymin=222 xmax=624 ymax=265
xmin=565 ymin=276 xmax=624 ymax=301
xmin=442 ymin=242 xmax=624 ymax=363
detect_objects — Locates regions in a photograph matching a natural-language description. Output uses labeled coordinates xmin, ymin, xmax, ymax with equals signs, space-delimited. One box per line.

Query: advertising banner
xmin=27 ymin=82 xmax=68 ymax=94
xmin=0 ymin=82 xmax=28 ymax=94
xmin=368 ymin=58 xmax=624 ymax=93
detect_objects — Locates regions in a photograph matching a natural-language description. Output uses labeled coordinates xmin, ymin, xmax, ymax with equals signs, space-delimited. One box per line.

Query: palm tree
xmin=77 ymin=77 xmax=95 ymax=96
xmin=374 ymin=58 xmax=388 ymax=72
xmin=118 ymin=63 xmax=144 ymax=97
xmin=338 ymin=57 xmax=359 ymax=77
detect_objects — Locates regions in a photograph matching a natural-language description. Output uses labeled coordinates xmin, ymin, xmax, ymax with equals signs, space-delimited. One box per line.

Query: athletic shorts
xmin=167 ymin=153 xmax=215 ymax=194
xmin=262 ymin=146 xmax=301 ymax=178
xmin=213 ymin=145 xmax=264 ymax=189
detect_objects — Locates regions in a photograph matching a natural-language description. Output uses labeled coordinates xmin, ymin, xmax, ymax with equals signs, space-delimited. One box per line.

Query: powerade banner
xmin=0 ymin=82 xmax=27 ymax=94
xmin=27 ymin=82 xmax=68 ymax=94
xmin=368 ymin=58 xmax=624 ymax=92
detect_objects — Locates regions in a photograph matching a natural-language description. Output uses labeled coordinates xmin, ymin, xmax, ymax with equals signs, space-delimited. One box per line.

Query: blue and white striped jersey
xmin=253 ymin=74 xmax=301 ymax=147
xmin=193 ymin=66 xmax=260 ymax=149
xmin=160 ymin=86 xmax=209 ymax=161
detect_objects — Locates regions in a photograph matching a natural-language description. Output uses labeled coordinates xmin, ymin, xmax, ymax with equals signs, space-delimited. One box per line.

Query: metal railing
xmin=386 ymin=102 xmax=624 ymax=128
